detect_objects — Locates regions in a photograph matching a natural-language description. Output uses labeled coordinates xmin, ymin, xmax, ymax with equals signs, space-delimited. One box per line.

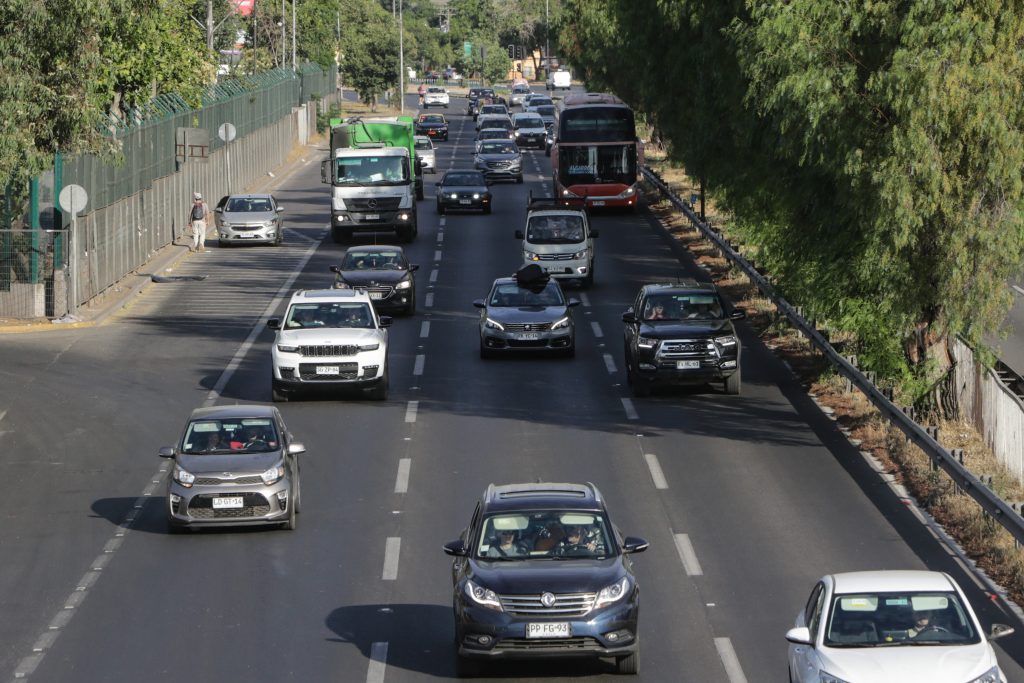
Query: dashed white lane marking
xmin=434 ymin=250 xmax=443 ymax=261
xmin=579 ymin=292 xmax=591 ymax=307
xmin=382 ymin=537 xmax=401 ymax=580
xmin=620 ymin=397 xmax=638 ymax=420
xmin=405 ymin=400 xmax=419 ymax=423
xmin=590 ymin=321 xmax=603 ymax=338
xmin=603 ymin=353 xmax=617 ymax=374
xmin=673 ymin=533 xmax=703 ymax=576
xmin=419 ymin=321 xmax=430 ymax=338
xmin=429 ymin=269 xmax=438 ymax=283
xmin=413 ymin=354 xmax=425 ymax=376
xmin=394 ymin=458 xmax=411 ymax=494
xmin=644 ymin=453 xmax=669 ymax=490
xmin=1013 ymin=285 xmax=1024 ymax=296
xmin=366 ymin=641 xmax=389 ymax=683
xmin=714 ymin=637 xmax=749 ymax=683
xmin=436 ymin=232 xmax=444 ymax=243
xmin=0 ymin=410 xmax=6 ymax=422
xmin=425 ymin=292 xmax=435 ymax=308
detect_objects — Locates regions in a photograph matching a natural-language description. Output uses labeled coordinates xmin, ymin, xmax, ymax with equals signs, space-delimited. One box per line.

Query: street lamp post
xmin=292 ymin=0 xmax=297 ymax=71
xmin=545 ymin=0 xmax=550 ymax=70
xmin=399 ymin=0 xmax=405 ymax=113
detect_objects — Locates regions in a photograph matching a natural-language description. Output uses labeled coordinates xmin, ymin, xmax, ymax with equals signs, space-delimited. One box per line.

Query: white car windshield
xmin=527 ymin=215 xmax=585 ymax=243
xmin=824 ymin=591 xmax=980 ymax=647
xmin=284 ymin=302 xmax=375 ymax=329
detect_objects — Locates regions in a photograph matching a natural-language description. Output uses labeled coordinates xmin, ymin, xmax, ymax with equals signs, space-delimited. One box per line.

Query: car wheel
xmin=293 ymin=476 xmax=302 ymax=514
xmin=615 ymin=650 xmax=638 ymax=675
xmin=562 ymin=343 xmax=576 ymax=359
xmin=724 ymin=367 xmax=742 ymax=395
xmin=331 ymin=226 xmax=351 ymax=243
xmin=583 ymin=268 xmax=594 ymax=289
xmin=369 ymin=369 xmax=389 ymax=401
xmin=516 ymin=174 xmax=523 ymax=184
xmin=437 ymin=203 xmax=446 ymax=215
xmin=282 ymin=494 xmax=297 ymax=530
xmin=632 ymin=377 xmax=651 ymax=398
xmin=406 ymin=293 xmax=417 ymax=316
xmin=167 ymin=517 xmax=187 ymax=534
xmin=455 ymin=654 xmax=482 ymax=678
xmin=271 ymin=380 xmax=289 ymax=403
xmin=480 ymin=342 xmax=495 ymax=360
xmin=483 ymin=204 xmax=491 ymax=215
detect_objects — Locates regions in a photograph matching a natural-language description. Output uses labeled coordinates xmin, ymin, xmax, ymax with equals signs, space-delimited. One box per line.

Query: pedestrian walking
xmin=188 ymin=192 xmax=210 ymax=252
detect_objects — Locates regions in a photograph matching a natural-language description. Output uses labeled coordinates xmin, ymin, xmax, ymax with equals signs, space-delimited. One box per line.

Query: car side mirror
xmin=514 ymin=230 xmax=524 ymax=239
xmin=622 ymin=536 xmax=649 ymax=553
xmin=622 ymin=312 xmax=637 ymax=324
xmin=320 ymin=159 xmax=330 ymax=184
xmin=409 ymin=264 xmax=420 ymax=272
xmin=472 ymin=299 xmax=486 ymax=309
xmin=729 ymin=309 xmax=747 ymax=321
xmin=435 ymin=182 xmax=441 ymax=187
xmin=590 ymin=229 xmax=600 ymax=238
xmin=158 ymin=446 xmax=176 ymax=458
xmin=990 ymin=623 xmax=1015 ymax=640
xmin=287 ymin=442 xmax=306 ymax=456
xmin=329 ymin=265 xmax=341 ymax=274
xmin=378 ymin=316 xmax=393 ymax=328
xmin=267 ymin=318 xmax=281 ymax=330
xmin=443 ymin=540 xmax=468 ymax=557
xmin=567 ymin=299 xmax=581 ymax=308
xmin=214 ymin=207 xmax=223 ymax=213
xmin=276 ymin=206 xmax=284 ymax=212
xmin=785 ymin=627 xmax=812 ymax=646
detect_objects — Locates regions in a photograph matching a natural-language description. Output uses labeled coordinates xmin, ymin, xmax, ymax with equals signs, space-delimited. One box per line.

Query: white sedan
xmin=787 ymin=570 xmax=1013 ymax=683
xmin=423 ymin=86 xmax=449 ymax=108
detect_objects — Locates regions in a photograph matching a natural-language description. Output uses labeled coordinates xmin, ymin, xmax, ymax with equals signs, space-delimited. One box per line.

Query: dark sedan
xmin=415 ymin=113 xmax=449 ymax=141
xmin=330 ymin=245 xmax=419 ymax=315
xmin=473 ymin=265 xmax=578 ymax=357
xmin=436 ymin=170 xmax=492 ymax=215
xmin=475 ymin=140 xmax=523 ymax=183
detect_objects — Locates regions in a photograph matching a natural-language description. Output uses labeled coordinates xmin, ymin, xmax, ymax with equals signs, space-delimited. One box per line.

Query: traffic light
xmin=507 ymin=44 xmax=514 ymax=59
xmin=516 ymin=45 xmax=524 ymax=60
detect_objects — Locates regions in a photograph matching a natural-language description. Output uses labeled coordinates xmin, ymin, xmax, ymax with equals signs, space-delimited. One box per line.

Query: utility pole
xmin=281 ymin=0 xmax=286 ymax=68
xmin=399 ymin=0 xmax=405 ymax=113
xmin=545 ymin=0 xmax=550 ymax=69
xmin=292 ymin=0 xmax=297 ymax=70
xmin=207 ymin=1 xmax=214 ymax=51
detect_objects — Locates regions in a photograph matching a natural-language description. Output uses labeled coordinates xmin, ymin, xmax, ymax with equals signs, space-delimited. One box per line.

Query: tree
xmin=339 ymin=0 xmax=399 ymax=107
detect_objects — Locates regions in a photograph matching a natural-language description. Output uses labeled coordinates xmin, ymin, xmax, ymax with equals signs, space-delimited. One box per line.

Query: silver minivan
xmin=514 ymin=200 xmax=598 ymax=288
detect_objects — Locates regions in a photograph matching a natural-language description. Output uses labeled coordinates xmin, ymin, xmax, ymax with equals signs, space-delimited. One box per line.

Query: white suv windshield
xmin=285 ymin=302 xmax=374 ymax=329
xmin=527 ymin=215 xmax=585 ymax=243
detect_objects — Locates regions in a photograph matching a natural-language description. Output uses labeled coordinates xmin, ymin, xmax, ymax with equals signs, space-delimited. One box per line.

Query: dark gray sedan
xmin=160 ymin=405 xmax=306 ymax=532
xmin=473 ymin=265 xmax=579 ymax=358
xmin=475 ymin=140 xmax=523 ymax=183
xmin=330 ymin=245 xmax=419 ymax=315
xmin=214 ymin=193 xmax=284 ymax=246
xmin=436 ymin=170 xmax=492 ymax=215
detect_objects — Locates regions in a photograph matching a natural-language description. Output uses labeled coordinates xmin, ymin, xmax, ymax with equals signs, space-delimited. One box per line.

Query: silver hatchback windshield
xmin=182 ymin=418 xmax=279 ymax=455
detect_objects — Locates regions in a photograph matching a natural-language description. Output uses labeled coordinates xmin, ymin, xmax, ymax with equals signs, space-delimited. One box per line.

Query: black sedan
xmin=415 ymin=113 xmax=449 ymax=141
xmin=329 ymin=245 xmax=419 ymax=315
xmin=436 ymin=170 xmax=492 ymax=215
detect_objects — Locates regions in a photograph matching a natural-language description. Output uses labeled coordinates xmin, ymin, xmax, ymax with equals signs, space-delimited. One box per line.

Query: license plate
xmin=459 ymin=199 xmax=471 ymax=205
xmin=369 ymin=292 xmax=384 ymax=300
xmin=591 ymin=200 xmax=606 ymax=206
xmin=516 ymin=333 xmax=540 ymax=341
xmin=527 ymin=622 xmax=571 ymax=639
xmin=676 ymin=360 xmax=700 ymax=369
xmin=212 ymin=497 xmax=244 ymax=509
xmin=364 ymin=213 xmax=380 ymax=221
xmin=316 ymin=365 xmax=340 ymax=375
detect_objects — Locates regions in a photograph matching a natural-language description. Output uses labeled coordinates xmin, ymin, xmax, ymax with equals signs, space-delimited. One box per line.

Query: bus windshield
xmin=557 ymin=144 xmax=637 ymax=186
xmin=558 ymin=107 xmax=635 ymax=143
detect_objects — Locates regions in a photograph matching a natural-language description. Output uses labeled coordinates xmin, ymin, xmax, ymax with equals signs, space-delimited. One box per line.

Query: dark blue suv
xmin=443 ymin=482 xmax=648 ymax=676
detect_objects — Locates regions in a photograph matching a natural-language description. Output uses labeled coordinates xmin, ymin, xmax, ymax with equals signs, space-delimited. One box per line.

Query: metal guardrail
xmin=641 ymin=165 xmax=1024 ymax=546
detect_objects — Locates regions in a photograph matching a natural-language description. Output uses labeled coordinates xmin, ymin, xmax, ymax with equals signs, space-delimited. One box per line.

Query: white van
xmin=546 ymin=69 xmax=571 ymax=91
xmin=514 ymin=199 xmax=598 ymax=288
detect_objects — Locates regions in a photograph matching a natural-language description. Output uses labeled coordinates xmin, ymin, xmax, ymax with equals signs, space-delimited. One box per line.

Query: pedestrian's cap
xmin=193 ymin=192 xmax=202 ymax=200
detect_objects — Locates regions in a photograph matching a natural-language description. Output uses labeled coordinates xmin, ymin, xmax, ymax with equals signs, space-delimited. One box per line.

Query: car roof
xmin=830 ymin=570 xmax=958 ymax=594
xmin=225 ymin=193 xmax=273 ymax=200
xmin=288 ymin=288 xmax=372 ymax=303
xmin=641 ymin=280 xmax=718 ymax=295
xmin=189 ymin=404 xmax=277 ymax=420
xmin=528 ymin=208 xmax=586 ymax=219
xmin=344 ymin=245 xmax=405 ymax=255
xmin=481 ymin=482 xmax=605 ymax=513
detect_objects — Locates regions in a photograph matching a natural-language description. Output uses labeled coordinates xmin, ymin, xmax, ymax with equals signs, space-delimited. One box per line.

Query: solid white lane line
xmin=434 ymin=250 xmax=443 ymax=261
xmin=603 ymin=353 xmax=617 ymax=374
xmin=366 ymin=642 xmax=389 ymax=683
xmin=395 ymin=458 xmax=411 ymax=494
xmin=590 ymin=321 xmax=603 ymax=338
xmin=579 ymin=292 xmax=591 ymax=307
xmin=405 ymin=401 xmax=419 ymax=423
xmin=425 ymin=292 xmax=435 ymax=308
xmin=673 ymin=533 xmax=703 ymax=576
xmin=429 ymin=269 xmax=438 ymax=283
xmin=644 ymin=453 xmax=669 ymax=490
xmin=413 ymin=354 xmax=426 ymax=376
xmin=420 ymin=321 xmax=430 ymax=338
xmin=1013 ymin=285 xmax=1024 ymax=296
xmin=620 ymin=398 xmax=638 ymax=420
xmin=382 ymin=537 xmax=401 ymax=580
xmin=714 ymin=637 xmax=749 ymax=683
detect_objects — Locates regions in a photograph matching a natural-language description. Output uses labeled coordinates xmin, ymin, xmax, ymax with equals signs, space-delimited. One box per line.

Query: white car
xmin=511 ymin=112 xmax=547 ymax=150
xmin=267 ymin=289 xmax=390 ymax=401
xmin=516 ymin=198 xmax=597 ymax=288
xmin=414 ymin=135 xmax=435 ymax=173
xmin=787 ymin=570 xmax=1013 ymax=683
xmin=423 ymin=86 xmax=449 ymax=108
xmin=546 ymin=69 xmax=571 ymax=91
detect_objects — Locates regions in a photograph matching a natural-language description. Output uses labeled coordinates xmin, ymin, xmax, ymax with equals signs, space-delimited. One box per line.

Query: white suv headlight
xmin=525 ymin=251 xmax=540 ymax=261
xmin=173 ymin=465 xmax=195 ymax=488
xmin=261 ymin=465 xmax=285 ymax=486
xmin=465 ymin=580 xmax=502 ymax=611
xmin=594 ymin=577 xmax=630 ymax=609
xmin=571 ymin=249 xmax=588 ymax=260
xmin=277 ymin=344 xmax=299 ymax=353
xmin=358 ymin=343 xmax=380 ymax=352
xmin=967 ymin=667 xmax=1001 ymax=683
xmin=551 ymin=316 xmax=570 ymax=330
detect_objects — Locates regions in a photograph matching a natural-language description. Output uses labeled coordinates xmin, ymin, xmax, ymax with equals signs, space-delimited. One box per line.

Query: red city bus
xmin=551 ymin=93 xmax=643 ymax=209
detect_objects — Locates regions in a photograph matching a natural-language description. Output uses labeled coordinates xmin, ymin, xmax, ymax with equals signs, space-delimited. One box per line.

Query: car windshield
xmin=480 ymin=142 xmax=516 ymax=154
xmin=444 ymin=173 xmax=484 ymax=186
xmin=481 ymin=105 xmax=506 ymax=115
xmin=181 ymin=418 xmax=280 ymax=455
xmin=479 ymin=130 xmax=507 ymax=140
xmin=334 ymin=156 xmax=408 ymax=185
xmin=535 ymin=105 xmax=555 ymax=117
xmin=526 ymin=215 xmax=585 ymax=244
xmin=642 ymin=293 xmax=723 ymax=321
xmin=226 ymin=197 xmax=272 ymax=212
xmin=284 ymin=302 xmax=375 ymax=329
xmin=476 ymin=511 xmax=613 ymax=560
xmin=414 ymin=140 xmax=433 ymax=151
xmin=481 ymin=118 xmax=511 ymax=130
xmin=530 ymin=97 xmax=552 ymax=107
xmin=517 ymin=117 xmax=544 ymax=128
xmin=823 ymin=591 xmax=980 ymax=647
xmin=341 ymin=250 xmax=404 ymax=271
xmin=489 ymin=281 xmax=565 ymax=307
xmin=420 ymin=115 xmax=445 ymax=123
xmin=427 ymin=87 xmax=445 ymax=93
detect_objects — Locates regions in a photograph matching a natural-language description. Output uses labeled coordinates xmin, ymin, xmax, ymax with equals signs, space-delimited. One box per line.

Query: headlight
xmin=263 ymin=220 xmax=276 ymax=228
xmin=484 ymin=317 xmax=505 ymax=331
xmin=594 ymin=577 xmax=630 ymax=609
xmin=638 ymin=336 xmax=659 ymax=349
xmin=450 ymin=193 xmax=459 ymax=199
xmin=515 ymin=130 xmax=523 ymax=136
xmin=464 ymin=580 xmax=502 ymax=611
xmin=624 ymin=187 xmax=636 ymax=196
xmin=819 ymin=674 xmax=852 ymax=683
xmin=260 ymin=465 xmax=285 ymax=486
xmin=395 ymin=279 xmax=412 ymax=290
xmin=358 ymin=343 xmax=380 ymax=351
xmin=571 ymin=249 xmax=588 ymax=259
xmin=562 ymin=189 xmax=579 ymax=198
xmin=551 ymin=316 xmax=570 ymax=330
xmin=472 ymin=193 xmax=480 ymax=199
xmin=277 ymin=344 xmax=299 ymax=353
xmin=525 ymin=251 xmax=540 ymax=261
xmin=714 ymin=335 xmax=737 ymax=347
xmin=173 ymin=465 xmax=195 ymax=488
xmin=966 ymin=668 xmax=1001 ymax=683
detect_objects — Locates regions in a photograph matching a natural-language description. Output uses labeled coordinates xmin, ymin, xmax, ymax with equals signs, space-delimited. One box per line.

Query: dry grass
xmin=642 ymin=154 xmax=1024 ymax=607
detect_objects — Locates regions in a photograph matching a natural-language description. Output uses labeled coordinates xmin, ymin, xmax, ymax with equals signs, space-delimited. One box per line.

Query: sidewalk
xmin=0 ymin=141 xmax=324 ymax=335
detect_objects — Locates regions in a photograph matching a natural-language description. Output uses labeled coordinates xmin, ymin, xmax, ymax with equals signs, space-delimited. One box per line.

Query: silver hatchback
xmin=214 ymin=193 xmax=284 ymax=246
xmin=160 ymin=405 xmax=306 ymax=531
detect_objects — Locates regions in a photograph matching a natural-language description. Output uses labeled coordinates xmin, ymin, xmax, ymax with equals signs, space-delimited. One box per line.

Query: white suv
xmin=423 ymin=86 xmax=449 ymax=108
xmin=514 ymin=198 xmax=598 ymax=288
xmin=267 ymin=289 xmax=390 ymax=401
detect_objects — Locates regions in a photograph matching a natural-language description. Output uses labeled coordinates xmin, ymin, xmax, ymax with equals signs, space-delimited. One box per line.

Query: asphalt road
xmin=2 ymin=89 xmax=1024 ymax=683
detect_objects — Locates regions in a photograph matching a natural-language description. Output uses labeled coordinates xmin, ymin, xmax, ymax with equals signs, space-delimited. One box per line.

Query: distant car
xmin=160 ymin=405 xmax=306 ymax=532
xmin=444 ymin=481 xmax=647 ymax=676
xmin=516 ymin=197 xmax=597 ymax=287
xmin=468 ymin=88 xmax=495 ymax=117
xmin=330 ymin=245 xmax=418 ymax=316
xmin=509 ymin=84 xmax=532 ymax=107
xmin=621 ymin=280 xmax=745 ymax=396
xmin=436 ymin=170 xmax=491 ymax=215
xmin=214 ymin=193 xmax=284 ymax=246
xmin=423 ymin=86 xmax=449 ymax=108
xmin=475 ymin=128 xmax=513 ymax=154
xmin=443 ymin=68 xmax=461 ymax=81
xmin=475 ymin=139 xmax=523 ymax=184
xmin=532 ymin=104 xmax=557 ymax=131
xmin=511 ymin=112 xmax=547 ymax=150
xmin=415 ymin=113 xmax=449 ymax=141
xmin=475 ymin=115 xmax=514 ymax=137
xmin=524 ymin=94 xmax=554 ymax=112
xmin=413 ymin=135 xmax=436 ymax=173
xmin=474 ymin=265 xmax=578 ymax=357
xmin=787 ymin=570 xmax=1014 ymax=683
xmin=478 ymin=103 xmax=509 ymax=119
xmin=546 ymin=69 xmax=571 ymax=90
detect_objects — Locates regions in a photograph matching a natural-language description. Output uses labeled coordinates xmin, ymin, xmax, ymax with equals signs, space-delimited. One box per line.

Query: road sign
xmin=58 ymin=184 xmax=88 ymax=215
xmin=218 ymin=123 xmax=237 ymax=143
xmin=463 ymin=41 xmax=472 ymax=58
